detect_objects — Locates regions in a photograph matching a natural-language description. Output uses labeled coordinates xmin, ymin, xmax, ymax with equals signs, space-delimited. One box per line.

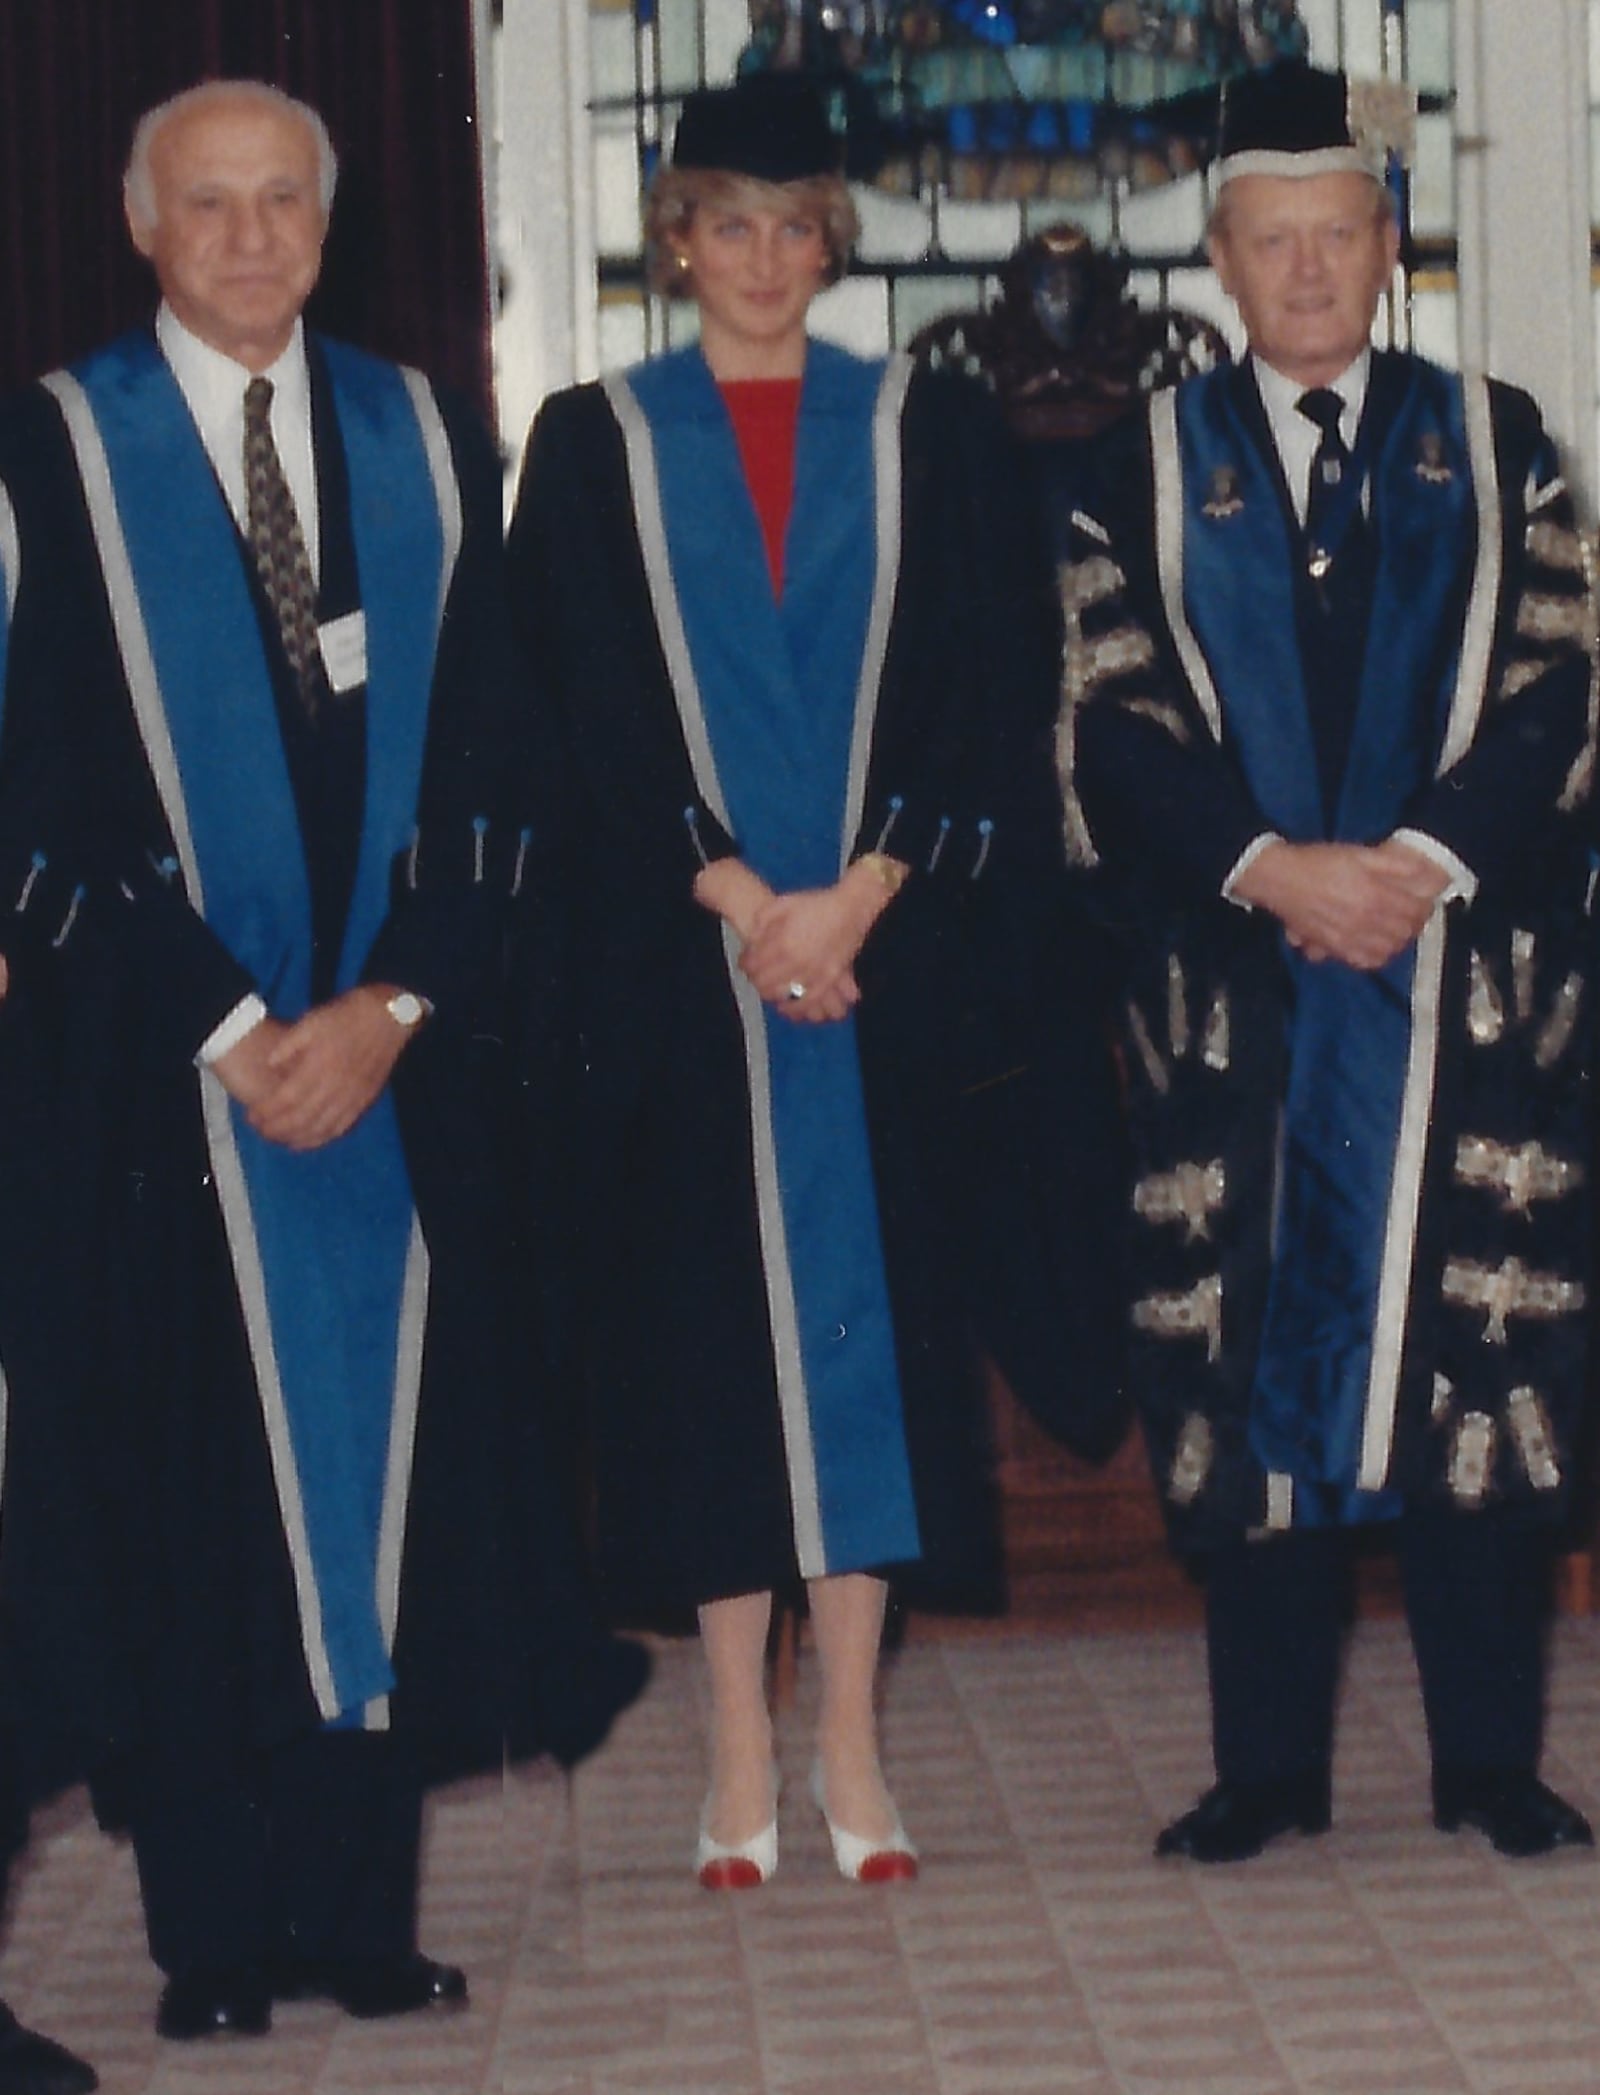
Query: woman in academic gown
xmin=507 ymin=74 xmax=1079 ymax=1887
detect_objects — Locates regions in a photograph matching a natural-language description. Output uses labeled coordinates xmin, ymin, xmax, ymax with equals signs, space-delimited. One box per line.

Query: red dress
xmin=720 ymin=377 xmax=802 ymax=597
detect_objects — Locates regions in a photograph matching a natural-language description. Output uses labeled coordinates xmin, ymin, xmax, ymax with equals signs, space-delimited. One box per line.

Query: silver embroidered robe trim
xmin=1133 ymin=1160 xmax=1226 ymax=1243
xmin=1440 ymin=1256 xmax=1586 ymax=1346
xmin=1449 ymin=1411 xmax=1496 ymax=1507
xmin=1133 ymin=1273 xmax=1223 ymax=1363
xmin=1507 ymin=1387 xmax=1561 ymax=1491
xmin=1453 ymin=1135 xmax=1585 ymax=1215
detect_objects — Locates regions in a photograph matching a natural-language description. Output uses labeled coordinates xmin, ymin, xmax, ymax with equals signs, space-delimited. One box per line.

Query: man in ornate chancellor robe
xmin=0 ymin=79 xmax=642 ymax=2042
xmin=1065 ymin=62 xmax=1595 ymax=1863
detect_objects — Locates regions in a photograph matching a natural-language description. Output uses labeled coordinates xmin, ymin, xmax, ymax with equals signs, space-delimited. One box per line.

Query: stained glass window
xmin=577 ymin=0 xmax=1457 ymax=374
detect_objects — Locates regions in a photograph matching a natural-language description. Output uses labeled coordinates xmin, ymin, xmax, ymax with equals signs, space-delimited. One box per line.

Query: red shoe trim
xmin=698 ymin=1856 xmax=765 ymax=1891
xmin=855 ymin=1850 xmax=919 ymax=1885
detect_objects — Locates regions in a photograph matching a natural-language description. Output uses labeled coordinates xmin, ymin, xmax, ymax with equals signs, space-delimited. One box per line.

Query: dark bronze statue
xmin=910 ymin=221 xmax=1228 ymax=444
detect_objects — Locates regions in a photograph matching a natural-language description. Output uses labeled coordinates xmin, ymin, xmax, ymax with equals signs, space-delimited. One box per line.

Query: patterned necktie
xmin=1295 ymin=385 xmax=1351 ymax=598
xmin=243 ymin=375 xmax=326 ymax=715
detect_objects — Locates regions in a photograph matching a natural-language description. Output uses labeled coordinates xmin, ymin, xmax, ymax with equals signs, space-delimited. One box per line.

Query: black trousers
xmin=127 ymin=1727 xmax=423 ymax=1978
xmin=1205 ymin=1511 xmax=1549 ymax=1790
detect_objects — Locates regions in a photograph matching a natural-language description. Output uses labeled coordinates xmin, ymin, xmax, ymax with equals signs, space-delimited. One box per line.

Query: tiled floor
xmin=7 ymin=1619 xmax=1600 ymax=2093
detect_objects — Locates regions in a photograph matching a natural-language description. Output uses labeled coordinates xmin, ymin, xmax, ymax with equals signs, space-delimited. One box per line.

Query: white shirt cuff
xmin=1391 ymin=828 xmax=1479 ymax=904
xmin=1221 ymin=833 xmax=1284 ymax=910
xmin=197 ymin=993 xmax=267 ymax=1066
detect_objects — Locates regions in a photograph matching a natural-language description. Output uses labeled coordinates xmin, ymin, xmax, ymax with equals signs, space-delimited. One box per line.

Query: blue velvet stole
xmin=627 ymin=342 xmax=920 ymax=1574
xmin=73 ymin=333 xmax=444 ymax=1714
xmin=1177 ymin=362 xmax=1474 ymax=1518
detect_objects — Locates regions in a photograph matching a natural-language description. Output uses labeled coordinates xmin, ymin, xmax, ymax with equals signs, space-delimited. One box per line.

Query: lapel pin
xmin=1203 ymin=467 xmax=1244 ymax=520
xmin=1416 ymin=432 xmax=1453 ymax=486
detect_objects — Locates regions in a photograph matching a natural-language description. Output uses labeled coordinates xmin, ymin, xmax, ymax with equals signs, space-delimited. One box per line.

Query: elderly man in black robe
xmin=1065 ymin=61 xmax=1596 ymax=1863
xmin=0 ymin=78 xmax=643 ymax=2043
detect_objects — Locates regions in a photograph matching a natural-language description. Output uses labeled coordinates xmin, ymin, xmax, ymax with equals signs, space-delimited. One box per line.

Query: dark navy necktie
xmin=244 ymin=375 xmax=328 ymax=717
xmin=1292 ymin=385 xmax=1374 ymax=825
xmin=1296 ymin=385 xmax=1351 ymax=599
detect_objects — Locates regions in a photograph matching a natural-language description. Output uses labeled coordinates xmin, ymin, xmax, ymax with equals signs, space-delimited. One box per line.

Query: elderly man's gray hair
xmin=125 ymin=80 xmax=338 ymax=226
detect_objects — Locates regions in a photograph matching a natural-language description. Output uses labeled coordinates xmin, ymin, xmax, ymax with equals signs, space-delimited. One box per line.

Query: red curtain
xmin=0 ymin=0 xmax=492 ymax=416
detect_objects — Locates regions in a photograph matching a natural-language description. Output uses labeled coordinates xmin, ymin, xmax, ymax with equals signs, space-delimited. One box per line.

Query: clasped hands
xmin=211 ymin=984 xmax=413 ymax=1150
xmin=1231 ymin=837 xmax=1452 ymax=971
xmin=693 ymin=857 xmax=895 ymax=1024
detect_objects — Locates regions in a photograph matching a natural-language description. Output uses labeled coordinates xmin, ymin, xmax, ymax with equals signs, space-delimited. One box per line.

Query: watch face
xmin=387 ymin=991 xmax=425 ymax=1028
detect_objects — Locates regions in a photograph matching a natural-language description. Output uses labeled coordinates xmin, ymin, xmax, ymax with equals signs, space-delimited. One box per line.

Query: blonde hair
xmin=644 ymin=167 xmax=858 ymax=297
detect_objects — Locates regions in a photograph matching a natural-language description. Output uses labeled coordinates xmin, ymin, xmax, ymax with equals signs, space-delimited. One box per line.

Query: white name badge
xmin=317 ymin=610 xmax=368 ymax=694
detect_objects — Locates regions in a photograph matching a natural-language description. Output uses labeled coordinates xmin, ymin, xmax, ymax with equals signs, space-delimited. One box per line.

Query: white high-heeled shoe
xmin=810 ymin=1760 xmax=918 ymax=1884
xmin=696 ymin=1769 xmax=780 ymax=1889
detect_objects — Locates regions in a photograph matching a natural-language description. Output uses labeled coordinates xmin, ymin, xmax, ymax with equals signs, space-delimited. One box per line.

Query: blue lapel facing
xmin=75 ymin=332 xmax=312 ymax=1007
xmin=68 ymin=334 xmax=447 ymax=1719
xmin=779 ymin=340 xmax=881 ymax=773
xmin=314 ymin=338 xmax=444 ymax=990
xmin=630 ymin=342 xmax=880 ymax=889
xmin=1179 ymin=366 xmax=1324 ymax=841
xmin=1335 ymin=355 xmax=1474 ymax=840
xmin=1178 ymin=357 xmax=1476 ymax=846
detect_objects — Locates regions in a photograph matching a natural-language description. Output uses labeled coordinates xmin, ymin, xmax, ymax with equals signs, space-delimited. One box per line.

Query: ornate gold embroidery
xmin=1454 ymin=1135 xmax=1585 ymax=1215
xmin=1133 ymin=1273 xmax=1223 ymax=1362
xmin=1511 ymin=930 xmax=1536 ymax=1024
xmin=1348 ymin=76 xmax=1417 ymax=169
xmin=1497 ymin=656 xmax=1549 ymax=704
xmin=1560 ymin=528 xmax=1599 ymax=812
xmin=1201 ymin=467 xmax=1243 ymax=521
xmin=1516 ymin=590 xmax=1588 ymax=647
xmin=1441 ymin=1256 xmax=1586 ymax=1345
xmin=1133 ymin=1160 xmax=1226 ymax=1243
xmin=1508 ymin=1387 xmax=1561 ymax=1492
xmin=1058 ymin=553 xmax=1121 ymax=615
xmin=1201 ymin=991 xmax=1230 ymax=1074
xmin=1082 ymin=624 xmax=1156 ymax=691
xmin=1123 ymin=698 xmax=1191 ymax=744
xmin=1415 ymin=431 xmax=1453 ymax=487
xmin=1449 ymin=1411 xmax=1495 ymax=1508
xmin=1535 ymin=973 xmax=1584 ymax=1070
xmin=1126 ymin=1001 xmax=1169 ymax=1095
xmin=1527 ymin=517 xmax=1586 ymax=574
xmin=1467 ymin=951 xmax=1505 ymax=1046
xmin=1167 ymin=955 xmax=1190 ymax=1061
xmin=1168 ymin=1413 xmax=1214 ymax=1507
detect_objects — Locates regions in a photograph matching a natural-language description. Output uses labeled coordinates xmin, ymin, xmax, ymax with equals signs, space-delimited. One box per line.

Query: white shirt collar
xmin=1252 ymin=350 xmax=1372 ymax=524
xmin=1253 ymin=349 xmax=1370 ymax=442
xmin=154 ymin=304 xmax=318 ymax=574
xmin=155 ymin=304 xmax=311 ymax=440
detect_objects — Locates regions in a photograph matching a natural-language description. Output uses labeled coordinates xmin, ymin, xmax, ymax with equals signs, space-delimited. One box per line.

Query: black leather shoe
xmin=1433 ymin=1767 xmax=1595 ymax=1858
xmin=155 ymin=1968 xmax=271 ymax=2041
xmin=0 ymin=2000 xmax=98 ymax=2095
xmin=1156 ymin=1777 xmax=1332 ymax=1863
xmin=271 ymin=1953 xmax=468 ymax=2020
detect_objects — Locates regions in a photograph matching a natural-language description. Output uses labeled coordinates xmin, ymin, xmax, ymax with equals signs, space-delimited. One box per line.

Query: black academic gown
xmin=506 ymin=352 xmax=1125 ymax=1623
xmin=0 ymin=333 xmax=638 ymax=1824
xmin=1066 ymin=352 xmax=1594 ymax=1783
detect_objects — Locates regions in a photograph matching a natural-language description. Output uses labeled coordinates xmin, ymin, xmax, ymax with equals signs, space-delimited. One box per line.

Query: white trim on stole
xmin=43 ymin=368 xmax=341 ymax=1718
xmin=1359 ymin=373 xmax=1502 ymax=1489
xmin=1150 ymin=389 xmax=1225 ymax=743
xmin=0 ymin=480 xmax=20 ymax=621
xmin=602 ymin=357 xmax=911 ymax=1580
xmin=1148 ymin=370 xmax=1506 ymax=1502
xmin=42 ymin=364 xmax=458 ymax=1722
